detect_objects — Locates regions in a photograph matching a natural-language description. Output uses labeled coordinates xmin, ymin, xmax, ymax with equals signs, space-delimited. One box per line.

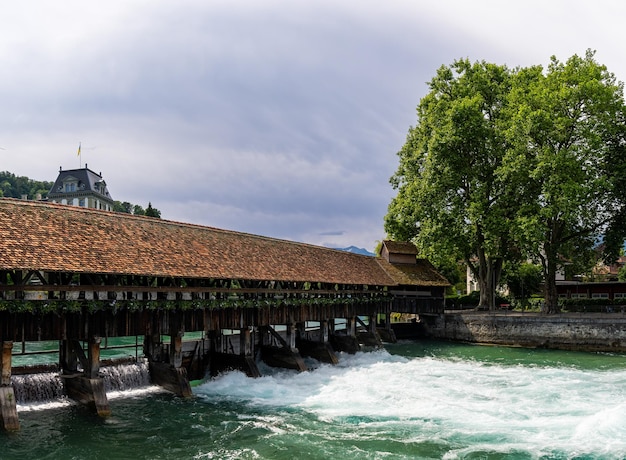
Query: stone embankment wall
xmin=422 ymin=311 xmax=626 ymax=352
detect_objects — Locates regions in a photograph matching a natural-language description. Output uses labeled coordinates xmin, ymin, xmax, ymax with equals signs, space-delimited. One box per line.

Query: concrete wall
xmin=422 ymin=312 xmax=626 ymax=352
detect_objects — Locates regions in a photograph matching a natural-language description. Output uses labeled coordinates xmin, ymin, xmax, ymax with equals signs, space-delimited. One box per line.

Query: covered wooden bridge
xmin=0 ymin=198 xmax=448 ymax=430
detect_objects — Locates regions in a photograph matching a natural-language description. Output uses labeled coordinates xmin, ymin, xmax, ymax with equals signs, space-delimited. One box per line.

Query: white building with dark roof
xmin=47 ymin=165 xmax=114 ymax=211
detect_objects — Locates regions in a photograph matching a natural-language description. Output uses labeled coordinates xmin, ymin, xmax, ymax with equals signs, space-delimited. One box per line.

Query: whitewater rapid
xmin=195 ymin=347 xmax=626 ymax=458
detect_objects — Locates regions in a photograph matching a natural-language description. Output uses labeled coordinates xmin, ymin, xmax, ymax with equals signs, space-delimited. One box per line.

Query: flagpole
xmin=77 ymin=142 xmax=81 ymax=168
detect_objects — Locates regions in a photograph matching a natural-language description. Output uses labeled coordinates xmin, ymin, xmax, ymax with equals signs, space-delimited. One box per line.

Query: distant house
xmin=47 ymin=165 xmax=114 ymax=211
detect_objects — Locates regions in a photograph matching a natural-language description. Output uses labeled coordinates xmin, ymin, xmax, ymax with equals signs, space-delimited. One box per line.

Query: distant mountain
xmin=335 ymin=246 xmax=375 ymax=257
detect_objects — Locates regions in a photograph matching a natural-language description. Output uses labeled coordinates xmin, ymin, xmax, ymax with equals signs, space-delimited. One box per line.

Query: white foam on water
xmin=16 ymin=399 xmax=75 ymax=412
xmin=106 ymin=385 xmax=166 ymax=400
xmin=195 ymin=349 xmax=626 ymax=458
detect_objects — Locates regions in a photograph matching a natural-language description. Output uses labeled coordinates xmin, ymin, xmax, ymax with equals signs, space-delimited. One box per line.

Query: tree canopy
xmin=0 ymin=171 xmax=53 ymax=200
xmin=385 ymin=50 xmax=626 ymax=313
xmin=113 ymin=201 xmax=162 ymax=219
xmin=0 ymin=170 xmax=162 ymax=220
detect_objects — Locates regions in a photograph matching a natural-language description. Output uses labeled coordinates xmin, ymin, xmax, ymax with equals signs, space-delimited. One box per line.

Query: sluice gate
xmin=0 ymin=199 xmax=449 ymax=431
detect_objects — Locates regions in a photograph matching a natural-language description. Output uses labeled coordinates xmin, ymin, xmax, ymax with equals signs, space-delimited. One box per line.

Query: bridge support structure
xmin=0 ymin=341 xmax=19 ymax=431
xmin=260 ymin=324 xmax=307 ymax=372
xmin=330 ymin=316 xmax=361 ymax=354
xmin=376 ymin=313 xmax=398 ymax=343
xmin=296 ymin=320 xmax=338 ymax=364
xmin=144 ymin=312 xmax=192 ymax=398
xmin=357 ymin=315 xmax=383 ymax=349
xmin=60 ymin=336 xmax=111 ymax=417
xmin=210 ymin=328 xmax=261 ymax=378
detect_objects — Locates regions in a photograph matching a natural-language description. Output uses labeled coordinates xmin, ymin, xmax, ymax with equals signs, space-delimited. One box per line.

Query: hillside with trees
xmin=0 ymin=171 xmax=53 ymax=200
xmin=0 ymin=171 xmax=161 ymax=218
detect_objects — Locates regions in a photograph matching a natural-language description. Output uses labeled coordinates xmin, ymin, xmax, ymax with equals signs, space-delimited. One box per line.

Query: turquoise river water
xmin=3 ymin=341 xmax=626 ymax=459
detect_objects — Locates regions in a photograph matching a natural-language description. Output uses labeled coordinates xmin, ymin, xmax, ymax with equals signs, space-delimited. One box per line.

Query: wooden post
xmin=147 ymin=312 xmax=192 ymax=398
xmin=170 ymin=329 xmax=183 ymax=369
xmin=0 ymin=341 xmax=19 ymax=431
xmin=329 ymin=317 xmax=361 ymax=354
xmin=1 ymin=341 xmax=12 ymax=387
xmin=143 ymin=313 xmax=162 ymax=362
xmin=295 ymin=320 xmax=339 ymax=364
xmin=356 ymin=315 xmax=383 ymax=348
xmin=320 ymin=320 xmax=329 ymax=343
xmin=240 ymin=328 xmax=252 ymax=356
xmin=347 ymin=316 xmax=356 ymax=337
xmin=369 ymin=315 xmax=377 ymax=334
xmin=377 ymin=313 xmax=398 ymax=343
xmin=259 ymin=325 xmax=307 ymax=372
xmin=87 ymin=336 xmax=101 ymax=379
xmin=286 ymin=323 xmax=296 ymax=351
xmin=62 ymin=336 xmax=111 ymax=417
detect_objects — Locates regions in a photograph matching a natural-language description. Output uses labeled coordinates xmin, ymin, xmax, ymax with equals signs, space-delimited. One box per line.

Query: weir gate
xmin=0 ymin=199 xmax=449 ymax=431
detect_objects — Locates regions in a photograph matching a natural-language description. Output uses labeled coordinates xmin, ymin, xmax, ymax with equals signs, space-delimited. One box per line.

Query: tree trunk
xmin=541 ymin=244 xmax=561 ymax=314
xmin=476 ymin=254 xmax=502 ymax=311
xmin=478 ymin=275 xmax=491 ymax=310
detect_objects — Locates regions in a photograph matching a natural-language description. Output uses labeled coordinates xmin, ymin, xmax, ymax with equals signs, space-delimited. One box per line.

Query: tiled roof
xmin=0 ymin=199 xmax=448 ymax=288
xmin=0 ymin=199 xmax=387 ymax=285
xmin=376 ymin=258 xmax=450 ymax=287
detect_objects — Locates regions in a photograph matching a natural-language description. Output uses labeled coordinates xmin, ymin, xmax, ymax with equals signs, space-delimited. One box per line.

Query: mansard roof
xmin=47 ymin=166 xmax=113 ymax=201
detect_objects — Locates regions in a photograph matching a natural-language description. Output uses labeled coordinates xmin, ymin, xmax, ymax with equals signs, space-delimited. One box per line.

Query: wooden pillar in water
xmin=62 ymin=336 xmax=111 ymax=417
xmin=296 ymin=320 xmax=339 ymax=364
xmin=147 ymin=311 xmax=192 ymax=397
xmin=0 ymin=341 xmax=19 ymax=431
xmin=286 ymin=322 xmax=297 ymax=351
xmin=357 ymin=315 xmax=383 ymax=348
xmin=330 ymin=316 xmax=361 ymax=354
xmin=239 ymin=327 xmax=261 ymax=377
xmin=260 ymin=324 xmax=307 ymax=371
xmin=376 ymin=313 xmax=397 ymax=343
xmin=240 ymin=328 xmax=252 ymax=356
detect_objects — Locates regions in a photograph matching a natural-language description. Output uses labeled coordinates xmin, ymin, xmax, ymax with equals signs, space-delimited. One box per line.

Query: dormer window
xmin=64 ymin=182 xmax=77 ymax=192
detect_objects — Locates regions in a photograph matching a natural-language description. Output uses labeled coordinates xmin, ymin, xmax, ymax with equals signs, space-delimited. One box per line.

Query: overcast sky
xmin=2 ymin=1 xmax=625 ymax=251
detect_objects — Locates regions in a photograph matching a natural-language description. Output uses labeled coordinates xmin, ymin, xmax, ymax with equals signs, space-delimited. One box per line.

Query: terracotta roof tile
xmin=0 ymin=199 xmax=448 ymax=289
xmin=0 ymin=199 xmax=392 ymax=285
xmin=376 ymin=258 xmax=450 ymax=287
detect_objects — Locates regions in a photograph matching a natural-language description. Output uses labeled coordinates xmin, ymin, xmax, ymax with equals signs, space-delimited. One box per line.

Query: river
xmin=4 ymin=341 xmax=626 ymax=459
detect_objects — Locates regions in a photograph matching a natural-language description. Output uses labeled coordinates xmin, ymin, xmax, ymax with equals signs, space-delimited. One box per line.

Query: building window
xmin=591 ymin=293 xmax=609 ymax=299
xmin=79 ymin=198 xmax=85 ymax=207
xmin=64 ymin=182 xmax=76 ymax=192
xmin=571 ymin=293 xmax=588 ymax=299
xmin=614 ymin=293 xmax=626 ymax=299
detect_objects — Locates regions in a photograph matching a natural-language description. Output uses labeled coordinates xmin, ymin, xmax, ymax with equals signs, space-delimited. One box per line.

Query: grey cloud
xmin=3 ymin=1 xmax=625 ymax=250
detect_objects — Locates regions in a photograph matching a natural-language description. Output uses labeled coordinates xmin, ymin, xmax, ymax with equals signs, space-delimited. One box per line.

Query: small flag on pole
xmin=77 ymin=142 xmax=81 ymax=156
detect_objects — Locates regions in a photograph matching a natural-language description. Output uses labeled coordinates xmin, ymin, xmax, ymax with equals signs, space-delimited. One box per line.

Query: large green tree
xmin=386 ymin=51 xmax=626 ymax=313
xmin=385 ymin=59 xmax=519 ymax=310
xmin=504 ymin=51 xmax=626 ymax=313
